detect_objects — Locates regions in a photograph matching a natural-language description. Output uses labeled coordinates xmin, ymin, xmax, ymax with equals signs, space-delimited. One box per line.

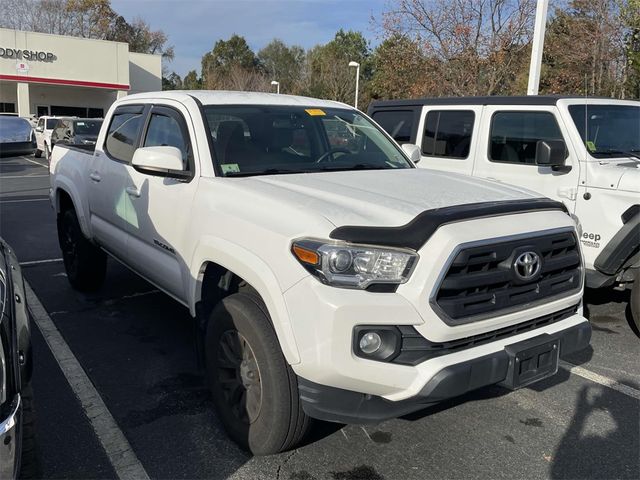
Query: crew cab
xmin=50 ymin=91 xmax=591 ymax=455
xmin=369 ymin=96 xmax=640 ymax=332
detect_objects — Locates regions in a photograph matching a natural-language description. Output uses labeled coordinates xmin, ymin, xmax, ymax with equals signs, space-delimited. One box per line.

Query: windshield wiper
xmin=591 ymin=149 xmax=640 ymax=160
xmin=224 ymin=168 xmax=310 ymax=177
xmin=317 ymin=163 xmax=391 ymax=172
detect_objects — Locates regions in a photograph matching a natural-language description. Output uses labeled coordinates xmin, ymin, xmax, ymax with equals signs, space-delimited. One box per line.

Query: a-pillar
xmin=16 ymin=82 xmax=30 ymax=117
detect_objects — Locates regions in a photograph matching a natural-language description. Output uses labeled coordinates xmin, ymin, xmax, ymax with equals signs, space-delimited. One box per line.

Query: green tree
xmin=201 ymin=34 xmax=260 ymax=88
xmin=183 ymin=70 xmax=202 ymax=90
xmin=306 ymin=29 xmax=370 ymax=104
xmin=369 ymin=34 xmax=429 ymax=100
xmin=257 ymin=39 xmax=305 ymax=94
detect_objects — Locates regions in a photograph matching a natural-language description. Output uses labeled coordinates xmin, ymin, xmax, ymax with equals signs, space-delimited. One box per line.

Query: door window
xmin=143 ymin=112 xmax=191 ymax=167
xmin=371 ymin=110 xmax=414 ymax=144
xmin=104 ymin=106 xmax=145 ymax=163
xmin=490 ymin=111 xmax=564 ymax=164
xmin=422 ymin=110 xmax=474 ymax=158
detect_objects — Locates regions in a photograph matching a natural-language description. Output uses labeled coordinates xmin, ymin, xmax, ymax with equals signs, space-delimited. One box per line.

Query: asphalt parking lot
xmin=0 ymin=153 xmax=638 ymax=480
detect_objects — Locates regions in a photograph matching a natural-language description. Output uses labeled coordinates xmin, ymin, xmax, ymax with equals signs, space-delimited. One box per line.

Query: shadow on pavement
xmin=550 ymin=381 xmax=640 ymax=479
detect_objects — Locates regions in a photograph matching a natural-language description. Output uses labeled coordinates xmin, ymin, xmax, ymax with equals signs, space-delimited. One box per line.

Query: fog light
xmin=359 ymin=332 xmax=382 ymax=354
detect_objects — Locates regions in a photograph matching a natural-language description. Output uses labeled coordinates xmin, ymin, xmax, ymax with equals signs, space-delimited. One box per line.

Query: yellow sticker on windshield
xmin=305 ymin=108 xmax=326 ymax=116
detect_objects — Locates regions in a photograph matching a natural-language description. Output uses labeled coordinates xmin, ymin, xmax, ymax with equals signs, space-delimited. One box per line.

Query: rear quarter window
xmin=371 ymin=110 xmax=415 ymax=144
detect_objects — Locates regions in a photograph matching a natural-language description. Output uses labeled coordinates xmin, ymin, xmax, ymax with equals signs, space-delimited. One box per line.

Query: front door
xmin=123 ymin=103 xmax=198 ymax=301
xmin=88 ymin=104 xmax=147 ymax=261
xmin=472 ymin=106 xmax=580 ymax=212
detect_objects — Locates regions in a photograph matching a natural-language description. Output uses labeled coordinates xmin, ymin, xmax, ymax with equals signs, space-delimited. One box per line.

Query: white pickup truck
xmin=369 ymin=96 xmax=640 ymax=331
xmin=50 ymin=91 xmax=591 ymax=455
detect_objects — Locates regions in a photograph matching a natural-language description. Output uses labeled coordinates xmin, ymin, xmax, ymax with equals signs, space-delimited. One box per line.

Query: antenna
xmin=583 ymin=74 xmax=589 ymax=198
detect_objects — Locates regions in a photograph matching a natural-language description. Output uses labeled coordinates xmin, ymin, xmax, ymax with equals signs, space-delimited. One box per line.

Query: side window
xmin=37 ymin=118 xmax=44 ymax=131
xmin=490 ymin=111 xmax=563 ymax=165
xmin=143 ymin=112 xmax=191 ymax=168
xmin=371 ymin=110 xmax=414 ymax=144
xmin=422 ymin=110 xmax=474 ymax=159
xmin=105 ymin=106 xmax=145 ymax=163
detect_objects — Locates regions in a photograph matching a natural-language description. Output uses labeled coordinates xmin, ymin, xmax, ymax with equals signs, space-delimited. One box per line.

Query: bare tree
xmin=379 ymin=0 xmax=536 ymax=95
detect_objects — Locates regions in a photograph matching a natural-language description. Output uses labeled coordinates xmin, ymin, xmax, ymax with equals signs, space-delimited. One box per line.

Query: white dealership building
xmin=0 ymin=28 xmax=162 ymax=118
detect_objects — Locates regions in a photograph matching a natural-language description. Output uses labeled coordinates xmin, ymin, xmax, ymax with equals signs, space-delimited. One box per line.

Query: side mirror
xmin=535 ymin=140 xmax=569 ymax=171
xmin=35 ymin=127 xmax=43 ymax=133
xmin=401 ymin=143 xmax=421 ymax=164
xmin=66 ymin=129 xmax=72 ymax=136
xmin=132 ymin=146 xmax=189 ymax=178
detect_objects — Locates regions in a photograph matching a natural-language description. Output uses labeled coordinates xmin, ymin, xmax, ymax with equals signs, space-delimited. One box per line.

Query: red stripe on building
xmin=0 ymin=74 xmax=130 ymax=90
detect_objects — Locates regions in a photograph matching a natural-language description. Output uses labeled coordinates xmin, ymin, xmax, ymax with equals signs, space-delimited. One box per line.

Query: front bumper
xmin=299 ymin=321 xmax=591 ymax=424
xmin=0 ymin=394 xmax=21 ymax=480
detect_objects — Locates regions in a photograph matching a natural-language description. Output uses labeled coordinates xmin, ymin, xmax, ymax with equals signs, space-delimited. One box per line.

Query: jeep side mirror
xmin=401 ymin=143 xmax=421 ymax=164
xmin=132 ymin=146 xmax=190 ymax=179
xmin=535 ymin=140 xmax=569 ymax=171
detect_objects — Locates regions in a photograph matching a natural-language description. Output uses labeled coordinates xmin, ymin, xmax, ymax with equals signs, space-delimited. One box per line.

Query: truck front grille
xmin=432 ymin=229 xmax=581 ymax=324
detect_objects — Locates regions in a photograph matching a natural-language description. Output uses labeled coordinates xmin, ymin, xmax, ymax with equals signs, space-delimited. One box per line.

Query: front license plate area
xmin=499 ymin=334 xmax=559 ymax=390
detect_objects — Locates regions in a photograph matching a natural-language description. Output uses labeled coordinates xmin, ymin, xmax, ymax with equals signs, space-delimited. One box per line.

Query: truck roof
xmin=369 ymin=95 xmax=638 ymax=108
xmin=124 ymin=90 xmax=353 ymax=110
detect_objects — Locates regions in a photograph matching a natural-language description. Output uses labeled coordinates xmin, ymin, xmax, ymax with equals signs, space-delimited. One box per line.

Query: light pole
xmin=271 ymin=80 xmax=280 ymax=94
xmin=527 ymin=0 xmax=549 ymax=95
xmin=348 ymin=61 xmax=360 ymax=109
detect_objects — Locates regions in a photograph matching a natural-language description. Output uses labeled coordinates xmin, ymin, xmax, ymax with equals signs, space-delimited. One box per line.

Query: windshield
xmin=73 ymin=119 xmax=102 ymax=136
xmin=0 ymin=116 xmax=32 ymax=142
xmin=202 ymin=105 xmax=413 ymax=176
xmin=568 ymin=104 xmax=640 ymax=158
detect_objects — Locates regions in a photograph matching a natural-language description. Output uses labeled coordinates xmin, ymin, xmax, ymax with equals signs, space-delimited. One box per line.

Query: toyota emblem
xmin=513 ymin=251 xmax=541 ymax=281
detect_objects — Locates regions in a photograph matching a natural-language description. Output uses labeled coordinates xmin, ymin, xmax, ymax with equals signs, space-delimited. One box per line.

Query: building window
xmin=105 ymin=106 xmax=145 ymax=163
xmin=490 ymin=111 xmax=563 ymax=164
xmin=372 ymin=110 xmax=414 ymax=144
xmin=0 ymin=103 xmax=16 ymax=113
xmin=422 ymin=110 xmax=474 ymax=159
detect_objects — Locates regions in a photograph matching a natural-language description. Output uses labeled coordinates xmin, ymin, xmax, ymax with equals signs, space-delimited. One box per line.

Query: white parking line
xmin=25 ymin=282 xmax=150 ymax=480
xmin=0 ymin=198 xmax=49 ymax=204
xmin=2 ymin=174 xmax=49 ymax=178
xmin=24 ymin=157 xmax=48 ymax=168
xmin=560 ymin=360 xmax=640 ymax=401
xmin=20 ymin=258 xmax=63 ymax=266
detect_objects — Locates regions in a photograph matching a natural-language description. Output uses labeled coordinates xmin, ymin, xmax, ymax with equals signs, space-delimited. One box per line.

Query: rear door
xmin=88 ymin=104 xmax=147 ymax=261
xmin=414 ymin=106 xmax=481 ymax=176
xmin=472 ymin=106 xmax=580 ymax=212
xmin=123 ymin=102 xmax=198 ymax=301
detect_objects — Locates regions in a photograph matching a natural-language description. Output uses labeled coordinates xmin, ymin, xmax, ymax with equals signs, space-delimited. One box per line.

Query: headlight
xmin=291 ymin=238 xmax=418 ymax=289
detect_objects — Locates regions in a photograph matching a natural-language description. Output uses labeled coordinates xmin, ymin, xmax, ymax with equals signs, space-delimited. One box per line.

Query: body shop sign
xmin=0 ymin=48 xmax=56 ymax=62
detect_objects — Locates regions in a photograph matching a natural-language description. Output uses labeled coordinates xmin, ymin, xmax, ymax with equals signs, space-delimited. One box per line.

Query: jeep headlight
xmin=291 ymin=238 xmax=418 ymax=289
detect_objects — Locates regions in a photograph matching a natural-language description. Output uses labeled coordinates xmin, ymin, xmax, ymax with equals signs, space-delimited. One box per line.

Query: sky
xmin=111 ymin=0 xmax=388 ymax=77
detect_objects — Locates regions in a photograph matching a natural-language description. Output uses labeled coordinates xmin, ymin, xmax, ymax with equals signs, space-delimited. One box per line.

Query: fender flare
xmin=53 ymin=179 xmax=91 ymax=239
xmin=594 ymin=209 xmax=640 ymax=276
xmin=189 ymin=236 xmax=301 ymax=365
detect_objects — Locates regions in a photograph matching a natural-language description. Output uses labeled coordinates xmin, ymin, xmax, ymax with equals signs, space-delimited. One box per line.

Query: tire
xmin=205 ymin=292 xmax=311 ymax=455
xmin=34 ymin=149 xmax=42 ymax=158
xmin=629 ymin=270 xmax=640 ymax=336
xmin=44 ymin=144 xmax=50 ymax=161
xmin=18 ymin=384 xmax=40 ymax=479
xmin=57 ymin=208 xmax=107 ymax=292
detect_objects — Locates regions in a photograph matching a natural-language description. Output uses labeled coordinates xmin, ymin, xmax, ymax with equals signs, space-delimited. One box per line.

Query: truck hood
xmin=237 ymin=168 xmax=539 ymax=228
xmin=587 ymin=158 xmax=640 ymax=192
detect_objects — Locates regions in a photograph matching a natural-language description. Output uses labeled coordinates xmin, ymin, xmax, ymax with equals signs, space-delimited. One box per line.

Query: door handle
xmin=126 ymin=186 xmax=141 ymax=198
xmin=89 ymin=172 xmax=101 ymax=182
